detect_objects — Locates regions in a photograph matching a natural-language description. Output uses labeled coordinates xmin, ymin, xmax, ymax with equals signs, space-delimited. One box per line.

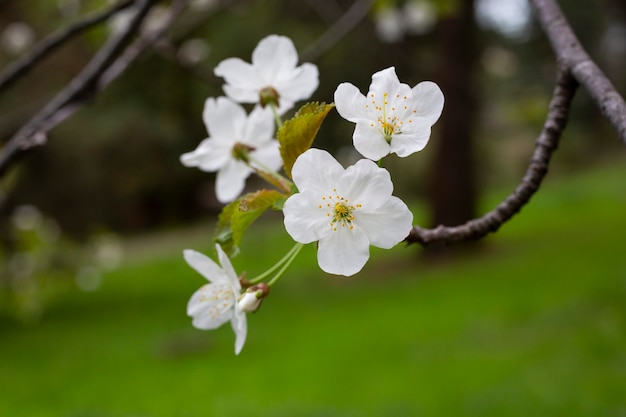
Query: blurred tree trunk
xmin=426 ymin=0 xmax=479 ymax=232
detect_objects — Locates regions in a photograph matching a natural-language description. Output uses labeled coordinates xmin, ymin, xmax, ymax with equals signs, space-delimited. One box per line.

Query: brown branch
xmin=0 ymin=0 xmax=134 ymax=94
xmin=407 ymin=65 xmax=578 ymax=246
xmin=100 ymin=0 xmax=191 ymax=87
xmin=300 ymin=0 xmax=374 ymax=62
xmin=0 ymin=0 xmax=158 ymax=178
xmin=141 ymin=0 xmax=244 ymax=85
xmin=407 ymin=0 xmax=626 ymax=247
xmin=530 ymin=0 xmax=626 ymax=144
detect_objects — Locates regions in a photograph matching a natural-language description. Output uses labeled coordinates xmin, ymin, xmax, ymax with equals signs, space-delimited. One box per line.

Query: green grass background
xmin=1 ymin=162 xmax=626 ymax=417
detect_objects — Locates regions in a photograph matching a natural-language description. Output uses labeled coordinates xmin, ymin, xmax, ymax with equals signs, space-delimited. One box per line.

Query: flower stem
xmin=248 ymin=242 xmax=303 ymax=285
xmin=246 ymin=154 xmax=294 ymax=193
xmin=267 ymin=242 xmax=304 ymax=286
xmin=269 ymin=103 xmax=284 ymax=129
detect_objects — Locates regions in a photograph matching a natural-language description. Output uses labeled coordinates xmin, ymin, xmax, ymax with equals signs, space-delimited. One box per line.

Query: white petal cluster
xmin=214 ymin=35 xmax=319 ymax=115
xmin=180 ymin=97 xmax=281 ymax=203
xmin=282 ymin=149 xmax=413 ymax=276
xmin=185 ymin=245 xmax=247 ymax=355
xmin=334 ymin=66 xmax=444 ymax=161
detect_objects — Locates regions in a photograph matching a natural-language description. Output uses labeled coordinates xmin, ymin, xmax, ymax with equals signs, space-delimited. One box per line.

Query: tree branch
xmin=530 ymin=0 xmax=626 ymax=144
xmin=0 ymin=0 xmax=135 ymax=94
xmin=100 ymin=0 xmax=190 ymax=87
xmin=300 ymin=0 xmax=374 ymax=62
xmin=0 ymin=0 xmax=158 ymax=178
xmin=407 ymin=0 xmax=626 ymax=247
xmin=407 ymin=65 xmax=577 ymax=246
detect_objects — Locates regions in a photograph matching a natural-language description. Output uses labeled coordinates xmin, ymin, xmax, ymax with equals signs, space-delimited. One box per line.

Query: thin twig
xmin=100 ymin=0 xmax=190 ymax=87
xmin=406 ymin=65 xmax=578 ymax=246
xmin=0 ymin=0 xmax=157 ymax=177
xmin=530 ymin=0 xmax=626 ymax=144
xmin=407 ymin=0 xmax=626 ymax=247
xmin=300 ymin=0 xmax=374 ymax=62
xmin=0 ymin=0 xmax=134 ymax=93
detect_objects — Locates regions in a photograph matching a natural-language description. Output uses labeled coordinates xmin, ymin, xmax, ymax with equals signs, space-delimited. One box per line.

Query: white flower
xmin=214 ymin=34 xmax=319 ymax=115
xmin=185 ymin=245 xmax=247 ymax=355
xmin=180 ymin=96 xmax=281 ymax=203
xmin=282 ymin=149 xmax=413 ymax=276
xmin=334 ymin=66 xmax=444 ymax=161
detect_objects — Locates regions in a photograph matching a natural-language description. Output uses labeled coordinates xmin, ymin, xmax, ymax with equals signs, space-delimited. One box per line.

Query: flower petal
xmin=334 ymin=82 xmax=368 ymax=123
xmin=251 ymin=35 xmax=298 ymax=83
xmin=241 ymin=106 xmax=275 ymax=147
xmin=180 ymin=138 xmax=231 ymax=172
xmin=279 ymin=63 xmax=319 ymax=104
xmin=317 ymin=226 xmax=371 ymax=276
xmin=390 ymin=127 xmax=432 ymax=157
xmin=352 ymin=122 xmax=391 ymax=161
xmin=215 ymin=159 xmax=251 ymax=203
xmin=410 ymin=81 xmax=444 ymax=125
xmin=357 ymin=196 xmax=413 ymax=249
xmin=187 ymin=283 xmax=235 ymax=330
xmin=231 ymin=308 xmax=248 ymax=355
xmin=290 ymin=149 xmax=345 ymax=195
xmin=368 ymin=67 xmax=402 ymax=99
xmin=340 ymin=159 xmax=393 ymax=210
xmin=251 ymin=140 xmax=282 ymax=172
xmin=283 ymin=192 xmax=331 ymax=244
xmin=183 ymin=249 xmax=231 ymax=284
xmin=203 ymin=97 xmax=246 ymax=140
xmin=214 ymin=58 xmax=262 ymax=103
xmin=215 ymin=244 xmax=240 ymax=291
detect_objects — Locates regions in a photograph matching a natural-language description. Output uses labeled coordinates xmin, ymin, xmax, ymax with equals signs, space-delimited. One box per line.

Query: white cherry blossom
xmin=334 ymin=66 xmax=444 ymax=161
xmin=185 ymin=245 xmax=247 ymax=355
xmin=282 ymin=149 xmax=413 ymax=276
xmin=180 ymin=96 xmax=281 ymax=203
xmin=214 ymin=34 xmax=319 ymax=115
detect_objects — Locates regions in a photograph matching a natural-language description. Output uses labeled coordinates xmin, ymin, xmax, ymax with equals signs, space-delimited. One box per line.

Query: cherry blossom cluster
xmin=179 ymin=35 xmax=444 ymax=354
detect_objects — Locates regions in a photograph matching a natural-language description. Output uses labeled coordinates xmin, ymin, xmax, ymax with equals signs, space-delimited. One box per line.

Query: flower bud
xmin=237 ymin=283 xmax=269 ymax=313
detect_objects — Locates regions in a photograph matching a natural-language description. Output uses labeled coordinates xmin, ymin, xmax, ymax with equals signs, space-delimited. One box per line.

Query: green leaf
xmin=278 ymin=102 xmax=335 ymax=178
xmin=214 ymin=189 xmax=286 ymax=256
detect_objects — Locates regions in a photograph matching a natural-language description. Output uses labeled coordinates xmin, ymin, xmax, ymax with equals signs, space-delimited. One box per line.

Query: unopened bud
xmin=237 ymin=283 xmax=270 ymax=313
xmin=259 ymin=86 xmax=280 ymax=108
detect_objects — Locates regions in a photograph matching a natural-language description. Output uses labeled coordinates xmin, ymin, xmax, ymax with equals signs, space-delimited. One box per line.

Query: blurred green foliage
xmin=0 ymin=204 xmax=123 ymax=321
xmin=0 ymin=160 xmax=624 ymax=416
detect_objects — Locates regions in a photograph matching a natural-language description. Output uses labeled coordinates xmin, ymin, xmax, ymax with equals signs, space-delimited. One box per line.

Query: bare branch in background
xmin=100 ymin=0 xmax=190 ymax=87
xmin=0 ymin=0 xmax=170 ymax=177
xmin=300 ymin=0 xmax=374 ymax=62
xmin=146 ymin=0 xmax=245 ymax=85
xmin=304 ymin=0 xmax=344 ymax=25
xmin=0 ymin=0 xmax=134 ymax=94
xmin=407 ymin=0 xmax=626 ymax=247
xmin=0 ymin=0 xmax=624 ymax=248
xmin=530 ymin=0 xmax=626 ymax=145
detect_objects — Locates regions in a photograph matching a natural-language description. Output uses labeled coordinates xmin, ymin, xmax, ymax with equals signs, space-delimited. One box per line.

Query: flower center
xmin=231 ymin=142 xmax=255 ymax=162
xmin=317 ymin=188 xmax=362 ymax=232
xmin=365 ymin=91 xmax=418 ymax=143
xmin=259 ymin=86 xmax=280 ymax=108
xmin=197 ymin=283 xmax=235 ymax=319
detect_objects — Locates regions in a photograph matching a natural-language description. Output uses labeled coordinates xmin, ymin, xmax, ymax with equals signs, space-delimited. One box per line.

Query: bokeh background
xmin=1 ymin=0 xmax=625 ymax=416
